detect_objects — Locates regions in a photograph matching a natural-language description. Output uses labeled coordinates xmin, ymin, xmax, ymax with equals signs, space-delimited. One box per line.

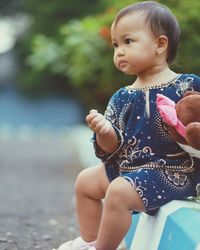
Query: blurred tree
xmin=17 ymin=0 xmax=200 ymax=110
xmin=0 ymin=0 xmax=21 ymax=15
xmin=20 ymin=0 xmax=107 ymax=35
xmin=16 ymin=0 xmax=108 ymax=97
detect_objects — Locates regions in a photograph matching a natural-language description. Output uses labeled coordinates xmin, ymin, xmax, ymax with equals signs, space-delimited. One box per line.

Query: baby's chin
xmin=119 ymin=68 xmax=135 ymax=75
xmin=178 ymin=143 xmax=200 ymax=159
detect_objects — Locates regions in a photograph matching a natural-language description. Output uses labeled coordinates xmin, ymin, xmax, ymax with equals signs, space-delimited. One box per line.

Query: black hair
xmin=114 ymin=1 xmax=180 ymax=63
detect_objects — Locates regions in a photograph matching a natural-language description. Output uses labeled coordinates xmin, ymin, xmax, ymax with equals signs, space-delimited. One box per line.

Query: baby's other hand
xmin=86 ymin=109 xmax=112 ymax=135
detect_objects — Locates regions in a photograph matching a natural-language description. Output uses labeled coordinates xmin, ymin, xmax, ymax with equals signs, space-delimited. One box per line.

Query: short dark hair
xmin=114 ymin=1 xmax=180 ymax=63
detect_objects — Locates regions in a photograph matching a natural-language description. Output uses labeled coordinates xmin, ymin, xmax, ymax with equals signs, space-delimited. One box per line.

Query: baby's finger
xmin=86 ymin=112 xmax=98 ymax=123
xmin=99 ymin=124 xmax=111 ymax=135
xmin=89 ymin=115 xmax=104 ymax=128
xmin=90 ymin=109 xmax=98 ymax=114
xmin=94 ymin=119 xmax=106 ymax=132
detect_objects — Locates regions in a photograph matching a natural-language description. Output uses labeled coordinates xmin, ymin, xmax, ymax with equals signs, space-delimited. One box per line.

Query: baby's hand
xmin=86 ymin=109 xmax=112 ymax=135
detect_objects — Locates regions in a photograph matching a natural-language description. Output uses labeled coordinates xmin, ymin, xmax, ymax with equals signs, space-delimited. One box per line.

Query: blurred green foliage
xmin=17 ymin=0 xmax=200 ymax=110
xmin=17 ymin=0 xmax=108 ymax=98
xmin=0 ymin=0 xmax=21 ymax=15
xmin=20 ymin=0 xmax=107 ymax=35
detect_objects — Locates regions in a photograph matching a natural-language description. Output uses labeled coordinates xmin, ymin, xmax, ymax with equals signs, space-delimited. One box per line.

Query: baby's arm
xmin=86 ymin=109 xmax=119 ymax=153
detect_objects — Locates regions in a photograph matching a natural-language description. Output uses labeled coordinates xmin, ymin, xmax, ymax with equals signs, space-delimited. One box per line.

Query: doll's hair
xmin=113 ymin=1 xmax=180 ymax=64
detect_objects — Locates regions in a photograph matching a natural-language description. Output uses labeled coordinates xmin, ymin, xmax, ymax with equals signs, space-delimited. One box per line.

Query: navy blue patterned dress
xmin=93 ymin=74 xmax=200 ymax=214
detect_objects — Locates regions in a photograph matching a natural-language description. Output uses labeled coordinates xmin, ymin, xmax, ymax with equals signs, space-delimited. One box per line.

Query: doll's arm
xmin=185 ymin=122 xmax=200 ymax=150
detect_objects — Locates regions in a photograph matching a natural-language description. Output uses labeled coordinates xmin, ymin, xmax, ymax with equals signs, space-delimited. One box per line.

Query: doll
xmin=157 ymin=92 xmax=200 ymax=197
xmin=156 ymin=91 xmax=200 ymax=159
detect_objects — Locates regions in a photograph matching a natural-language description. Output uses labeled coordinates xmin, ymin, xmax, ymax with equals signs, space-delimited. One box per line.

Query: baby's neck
xmin=133 ymin=66 xmax=178 ymax=89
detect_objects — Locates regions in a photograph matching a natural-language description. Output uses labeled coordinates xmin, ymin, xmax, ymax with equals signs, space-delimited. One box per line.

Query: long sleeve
xmin=92 ymin=90 xmax=124 ymax=161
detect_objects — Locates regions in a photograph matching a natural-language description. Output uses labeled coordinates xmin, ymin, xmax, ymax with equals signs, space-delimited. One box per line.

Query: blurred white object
xmin=0 ymin=15 xmax=31 ymax=54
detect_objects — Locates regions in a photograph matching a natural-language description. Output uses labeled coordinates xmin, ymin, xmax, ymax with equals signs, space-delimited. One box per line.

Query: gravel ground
xmin=0 ymin=125 xmax=127 ymax=250
xmin=0 ymin=128 xmax=86 ymax=250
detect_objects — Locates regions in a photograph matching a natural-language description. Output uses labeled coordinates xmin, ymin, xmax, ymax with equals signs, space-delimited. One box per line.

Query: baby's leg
xmin=75 ymin=162 xmax=109 ymax=242
xmin=96 ymin=177 xmax=145 ymax=250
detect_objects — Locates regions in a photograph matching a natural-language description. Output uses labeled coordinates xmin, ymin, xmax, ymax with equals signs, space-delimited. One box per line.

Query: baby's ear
xmin=156 ymin=35 xmax=168 ymax=55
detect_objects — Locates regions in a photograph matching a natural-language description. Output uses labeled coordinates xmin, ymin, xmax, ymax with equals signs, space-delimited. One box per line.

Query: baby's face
xmin=111 ymin=13 xmax=158 ymax=75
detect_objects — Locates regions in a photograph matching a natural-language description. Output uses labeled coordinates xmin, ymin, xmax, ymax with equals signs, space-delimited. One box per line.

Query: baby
xmin=54 ymin=1 xmax=200 ymax=250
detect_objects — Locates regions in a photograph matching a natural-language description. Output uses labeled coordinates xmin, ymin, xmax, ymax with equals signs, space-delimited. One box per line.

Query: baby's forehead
xmin=113 ymin=10 xmax=147 ymax=26
xmin=111 ymin=12 xmax=148 ymax=34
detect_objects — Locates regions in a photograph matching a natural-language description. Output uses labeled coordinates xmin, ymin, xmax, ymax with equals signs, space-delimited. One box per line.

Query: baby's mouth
xmin=119 ymin=60 xmax=128 ymax=68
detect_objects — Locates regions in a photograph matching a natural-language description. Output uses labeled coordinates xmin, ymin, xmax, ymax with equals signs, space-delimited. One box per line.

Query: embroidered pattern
xmin=175 ymin=77 xmax=194 ymax=96
xmin=124 ymin=175 xmax=148 ymax=207
xmin=118 ymin=136 xmax=142 ymax=167
xmin=165 ymin=170 xmax=187 ymax=186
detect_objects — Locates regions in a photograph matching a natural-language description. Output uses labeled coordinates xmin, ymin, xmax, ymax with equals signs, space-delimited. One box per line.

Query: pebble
xmin=6 ymin=232 xmax=13 ymax=237
xmin=0 ymin=237 xmax=7 ymax=242
xmin=25 ymin=221 xmax=34 ymax=227
xmin=42 ymin=234 xmax=51 ymax=241
xmin=67 ymin=226 xmax=75 ymax=233
xmin=34 ymin=245 xmax=42 ymax=249
xmin=49 ymin=219 xmax=58 ymax=226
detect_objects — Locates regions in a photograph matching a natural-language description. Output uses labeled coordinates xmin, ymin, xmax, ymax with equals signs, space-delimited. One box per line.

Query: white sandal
xmin=52 ymin=236 xmax=96 ymax=250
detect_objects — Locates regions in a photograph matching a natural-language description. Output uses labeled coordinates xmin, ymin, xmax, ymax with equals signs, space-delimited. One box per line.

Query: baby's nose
xmin=117 ymin=48 xmax=125 ymax=56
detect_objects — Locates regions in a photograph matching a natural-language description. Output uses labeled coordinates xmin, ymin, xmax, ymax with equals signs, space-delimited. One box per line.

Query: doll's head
xmin=156 ymin=91 xmax=200 ymax=158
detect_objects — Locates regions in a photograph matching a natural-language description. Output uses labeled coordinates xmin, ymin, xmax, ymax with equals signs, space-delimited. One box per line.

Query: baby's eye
xmin=112 ymin=42 xmax=118 ymax=48
xmin=125 ymin=38 xmax=133 ymax=44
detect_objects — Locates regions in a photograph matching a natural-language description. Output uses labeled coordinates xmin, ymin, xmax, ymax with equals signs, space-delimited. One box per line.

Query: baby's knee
xmin=75 ymin=168 xmax=91 ymax=194
xmin=104 ymin=177 xmax=128 ymax=209
xmin=75 ymin=164 xmax=109 ymax=199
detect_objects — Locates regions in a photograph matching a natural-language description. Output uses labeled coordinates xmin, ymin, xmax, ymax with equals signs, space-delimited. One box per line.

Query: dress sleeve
xmin=92 ymin=89 xmax=124 ymax=161
xmin=192 ymin=74 xmax=200 ymax=92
